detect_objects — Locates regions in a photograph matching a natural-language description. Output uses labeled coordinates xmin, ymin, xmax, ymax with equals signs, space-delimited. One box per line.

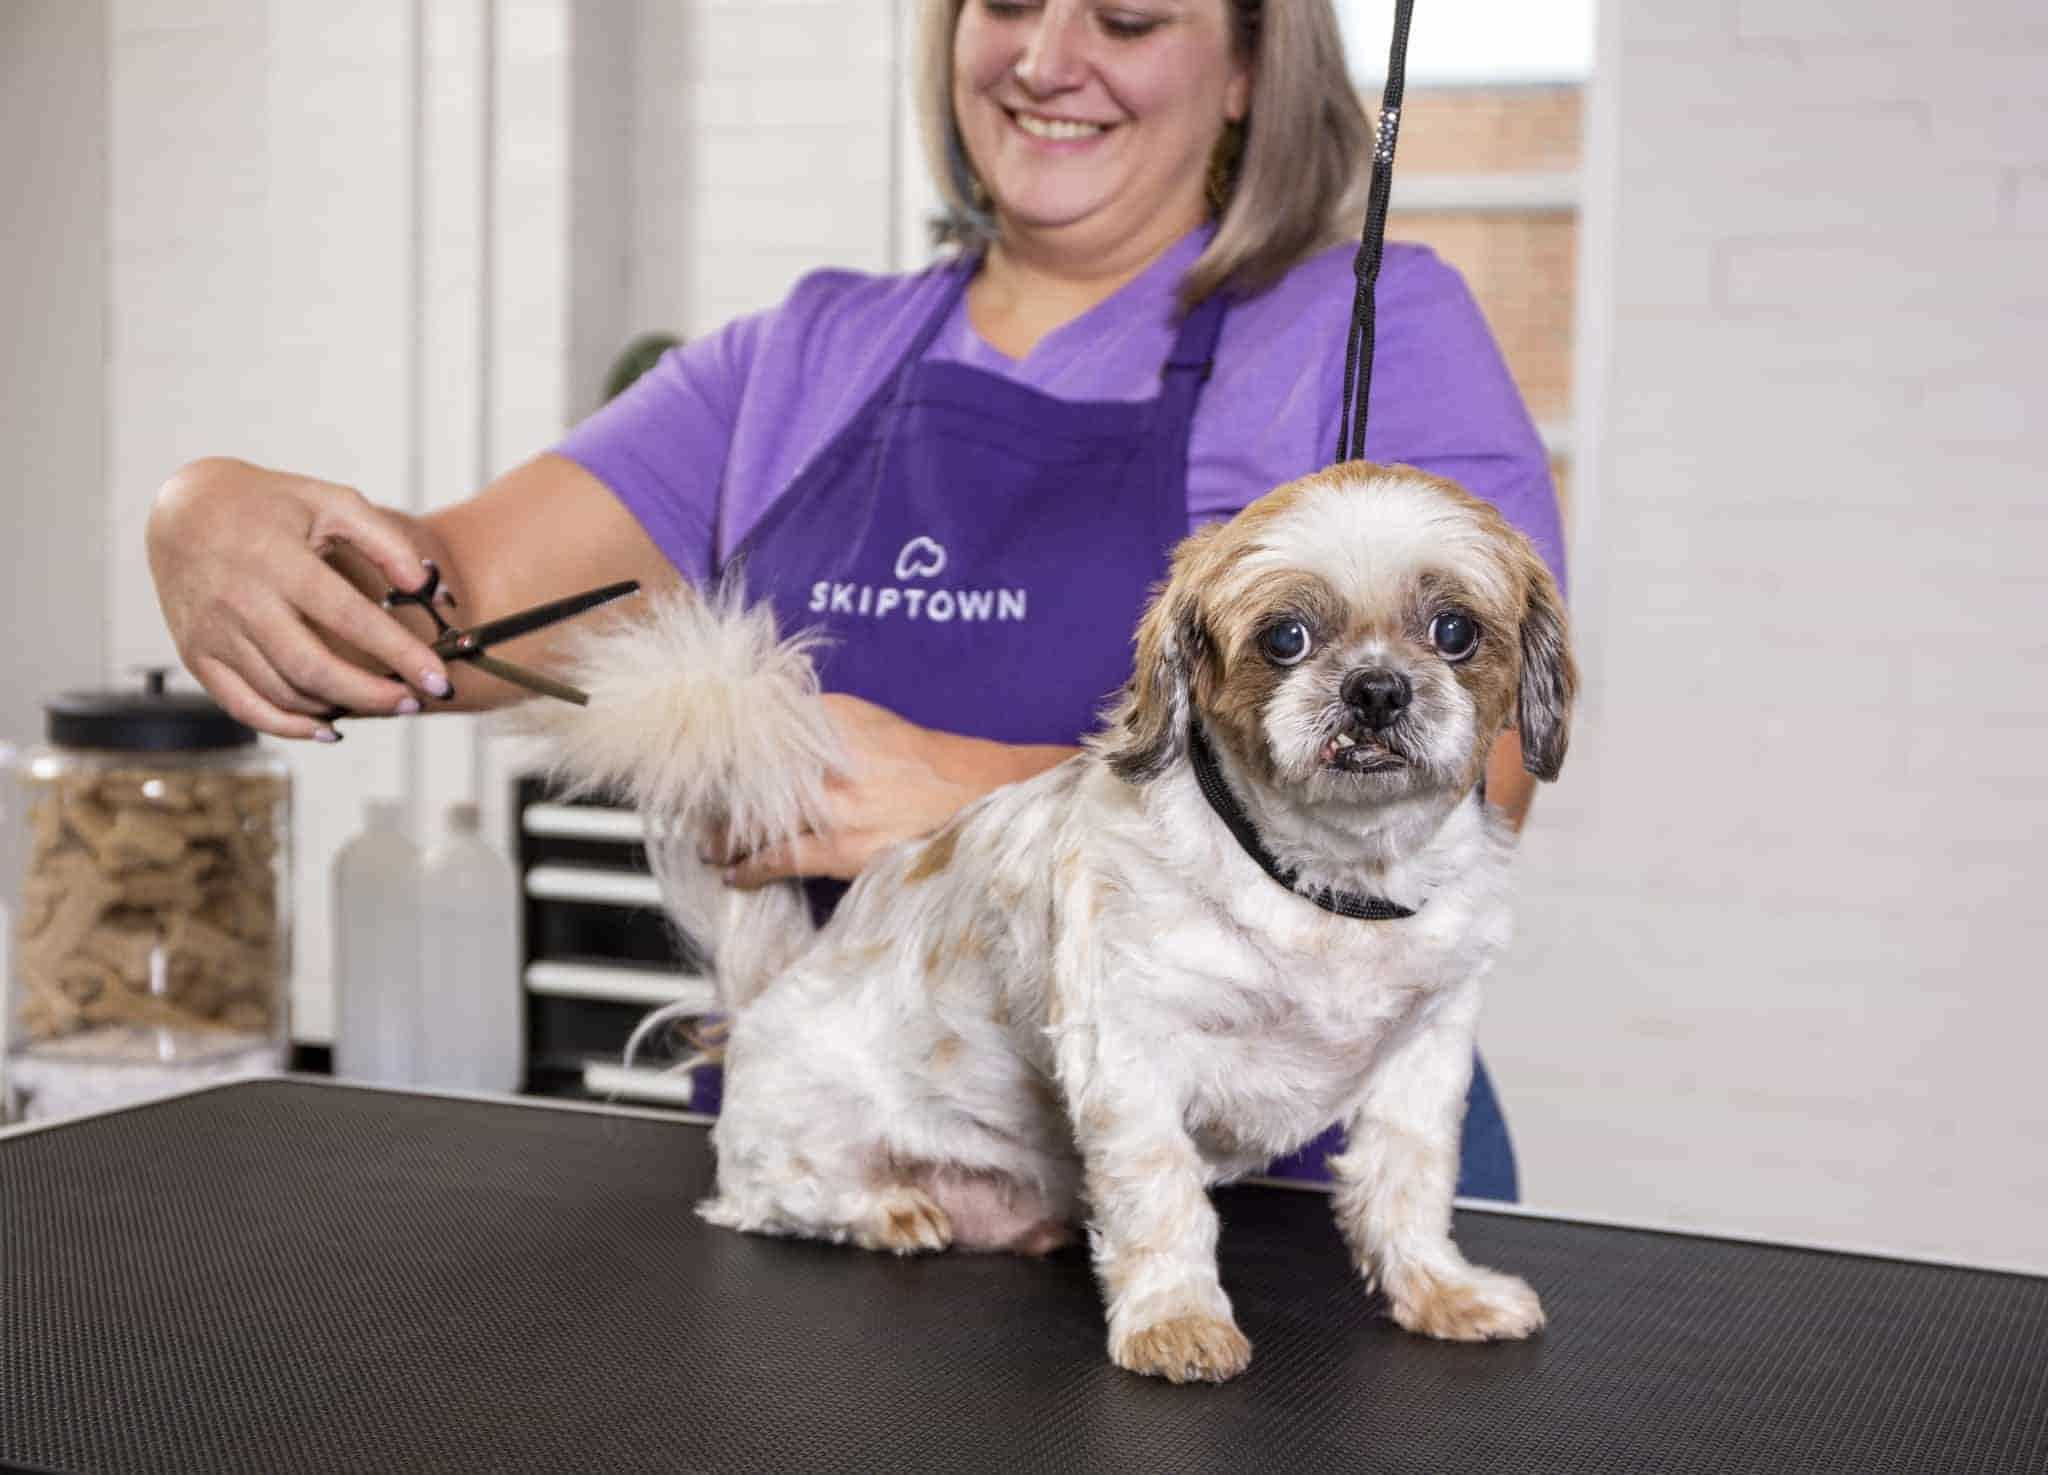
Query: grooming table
xmin=1 ymin=1080 xmax=2042 ymax=1475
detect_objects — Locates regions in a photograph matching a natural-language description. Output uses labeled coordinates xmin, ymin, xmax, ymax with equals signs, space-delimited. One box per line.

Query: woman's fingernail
xmin=721 ymin=867 xmax=737 ymax=888
xmin=395 ymin=696 xmax=422 ymax=715
xmin=420 ymin=670 xmax=452 ymax=698
xmin=314 ymin=727 xmax=342 ymax=744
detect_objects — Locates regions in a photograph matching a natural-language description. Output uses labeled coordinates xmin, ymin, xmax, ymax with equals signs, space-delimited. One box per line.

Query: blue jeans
xmin=1259 ymin=1053 xmax=1520 ymax=1201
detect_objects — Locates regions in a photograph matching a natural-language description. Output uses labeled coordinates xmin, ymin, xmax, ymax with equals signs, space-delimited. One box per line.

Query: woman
xmin=147 ymin=0 xmax=1564 ymax=1197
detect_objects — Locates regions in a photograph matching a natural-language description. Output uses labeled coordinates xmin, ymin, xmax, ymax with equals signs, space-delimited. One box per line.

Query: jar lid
xmin=45 ymin=669 xmax=257 ymax=752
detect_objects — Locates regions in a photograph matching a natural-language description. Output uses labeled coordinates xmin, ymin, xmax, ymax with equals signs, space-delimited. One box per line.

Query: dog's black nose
xmin=1342 ymin=668 xmax=1412 ymax=729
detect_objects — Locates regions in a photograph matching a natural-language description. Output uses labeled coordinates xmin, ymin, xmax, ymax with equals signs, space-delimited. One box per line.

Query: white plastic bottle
xmin=332 ymin=799 xmax=423 ymax=1086
xmin=417 ymin=801 xmax=523 ymax=1093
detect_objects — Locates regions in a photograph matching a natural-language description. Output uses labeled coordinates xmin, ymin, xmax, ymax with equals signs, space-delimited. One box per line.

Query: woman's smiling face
xmin=953 ymin=0 xmax=1250 ymax=260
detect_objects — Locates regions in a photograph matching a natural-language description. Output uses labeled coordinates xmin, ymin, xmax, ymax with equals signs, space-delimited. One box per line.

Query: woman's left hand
xmin=718 ymin=694 xmax=1077 ymax=887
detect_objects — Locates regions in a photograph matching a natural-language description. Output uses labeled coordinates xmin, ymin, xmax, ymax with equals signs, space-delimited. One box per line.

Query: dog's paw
xmin=1111 ymin=1315 xmax=1253 ymax=1384
xmin=1387 ymin=1264 xmax=1544 ymax=1342
xmin=696 ymin=1195 xmax=746 ymax=1231
xmin=851 ymin=1186 xmax=955 ymax=1255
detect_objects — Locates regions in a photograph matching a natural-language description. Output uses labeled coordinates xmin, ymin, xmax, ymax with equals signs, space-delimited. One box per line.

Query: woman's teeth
xmin=1014 ymin=113 xmax=1107 ymax=141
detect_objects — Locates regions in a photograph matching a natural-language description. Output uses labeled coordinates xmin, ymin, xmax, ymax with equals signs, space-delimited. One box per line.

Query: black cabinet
xmin=513 ymin=776 xmax=713 ymax=1111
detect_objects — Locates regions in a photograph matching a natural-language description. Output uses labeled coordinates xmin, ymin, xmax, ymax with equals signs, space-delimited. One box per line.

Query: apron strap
xmin=1157 ymin=290 xmax=1231 ymax=433
xmin=1162 ymin=291 xmax=1230 ymax=383
xmin=883 ymin=258 xmax=978 ymax=411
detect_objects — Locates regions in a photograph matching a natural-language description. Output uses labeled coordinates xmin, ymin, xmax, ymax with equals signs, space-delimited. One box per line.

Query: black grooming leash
xmin=1190 ymin=2 xmax=1442 ymax=923
xmin=1335 ymin=0 xmax=1416 ymax=465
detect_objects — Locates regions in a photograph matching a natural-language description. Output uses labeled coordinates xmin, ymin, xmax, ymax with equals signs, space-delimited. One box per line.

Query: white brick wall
xmin=1497 ymin=0 xmax=2048 ymax=1269
xmin=628 ymin=0 xmax=900 ymax=339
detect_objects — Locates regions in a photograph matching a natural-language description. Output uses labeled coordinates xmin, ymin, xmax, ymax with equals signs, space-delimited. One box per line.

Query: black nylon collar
xmin=1185 ymin=720 xmax=1419 ymax=921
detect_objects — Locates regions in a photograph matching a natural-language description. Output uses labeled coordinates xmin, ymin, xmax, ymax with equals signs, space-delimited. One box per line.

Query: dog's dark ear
xmin=1100 ymin=576 xmax=1208 ymax=785
xmin=1515 ymin=556 xmax=1577 ymax=782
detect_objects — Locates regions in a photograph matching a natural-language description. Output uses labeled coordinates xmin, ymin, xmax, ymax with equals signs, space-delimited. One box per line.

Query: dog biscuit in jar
xmin=3 ymin=672 xmax=290 ymax=1123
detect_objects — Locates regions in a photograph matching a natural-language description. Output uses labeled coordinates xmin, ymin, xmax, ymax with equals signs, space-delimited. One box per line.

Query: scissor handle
xmin=312 ymin=562 xmax=459 ymax=725
xmin=383 ymin=559 xmax=456 ymax=637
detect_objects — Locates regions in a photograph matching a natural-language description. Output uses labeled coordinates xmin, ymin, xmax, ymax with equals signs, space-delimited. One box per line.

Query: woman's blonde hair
xmin=918 ymin=0 xmax=1372 ymax=307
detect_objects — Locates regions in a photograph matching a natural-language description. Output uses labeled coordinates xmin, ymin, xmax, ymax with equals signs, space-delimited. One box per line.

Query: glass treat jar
xmin=2 ymin=672 xmax=291 ymax=1122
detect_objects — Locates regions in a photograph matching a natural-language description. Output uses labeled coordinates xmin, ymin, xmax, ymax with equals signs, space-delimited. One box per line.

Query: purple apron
xmin=707 ymin=259 xmax=1517 ymax=1200
xmin=722 ymin=261 xmax=1216 ymax=745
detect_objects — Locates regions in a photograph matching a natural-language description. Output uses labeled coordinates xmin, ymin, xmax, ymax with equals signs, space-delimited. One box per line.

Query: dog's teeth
xmin=1333 ymin=733 xmax=1356 ymax=749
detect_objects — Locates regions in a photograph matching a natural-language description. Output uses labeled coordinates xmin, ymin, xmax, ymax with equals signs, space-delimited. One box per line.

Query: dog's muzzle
xmin=1322 ymin=667 xmax=1414 ymax=773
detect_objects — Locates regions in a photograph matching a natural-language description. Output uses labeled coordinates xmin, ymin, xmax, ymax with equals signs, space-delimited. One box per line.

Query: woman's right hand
xmin=145 ymin=457 xmax=458 ymax=741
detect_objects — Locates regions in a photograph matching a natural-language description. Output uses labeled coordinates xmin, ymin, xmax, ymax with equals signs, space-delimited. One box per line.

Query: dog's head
xmin=1099 ymin=464 xmax=1575 ymax=806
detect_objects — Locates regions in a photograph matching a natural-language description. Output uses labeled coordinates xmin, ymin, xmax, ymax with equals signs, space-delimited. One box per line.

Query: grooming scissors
xmin=326 ymin=561 xmax=639 ymax=719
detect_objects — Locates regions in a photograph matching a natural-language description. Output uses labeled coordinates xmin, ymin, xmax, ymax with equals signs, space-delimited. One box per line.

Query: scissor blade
xmin=464 ymin=652 xmax=589 ymax=706
xmin=444 ymin=579 xmax=640 ymax=654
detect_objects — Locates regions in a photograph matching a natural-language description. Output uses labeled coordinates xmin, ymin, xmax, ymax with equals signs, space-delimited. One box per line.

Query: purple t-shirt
xmin=557 ymin=227 xmax=1565 ymax=595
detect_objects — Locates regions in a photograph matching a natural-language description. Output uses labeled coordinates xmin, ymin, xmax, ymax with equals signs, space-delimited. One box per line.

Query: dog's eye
xmin=1259 ymin=619 xmax=1312 ymax=666
xmin=1430 ymin=611 xmax=1480 ymax=662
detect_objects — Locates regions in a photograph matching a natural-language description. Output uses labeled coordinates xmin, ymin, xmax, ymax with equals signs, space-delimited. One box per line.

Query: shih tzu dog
xmin=530 ymin=462 xmax=1576 ymax=1384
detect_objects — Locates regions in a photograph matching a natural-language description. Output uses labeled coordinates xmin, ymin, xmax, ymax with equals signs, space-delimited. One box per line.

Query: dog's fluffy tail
xmin=519 ymin=582 xmax=843 ymax=1016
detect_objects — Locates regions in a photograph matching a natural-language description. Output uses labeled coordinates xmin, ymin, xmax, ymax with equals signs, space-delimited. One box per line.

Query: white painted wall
xmin=1495 ymin=0 xmax=2048 ymax=1270
xmin=101 ymin=0 xmax=412 ymax=1045
xmin=70 ymin=0 xmax=616 ymax=1042
xmin=1 ymin=2 xmax=110 ymax=894
xmin=32 ymin=0 xmax=901 ymax=1044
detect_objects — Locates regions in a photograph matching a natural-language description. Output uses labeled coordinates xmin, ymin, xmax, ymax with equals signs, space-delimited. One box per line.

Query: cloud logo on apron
xmin=894 ymin=537 xmax=947 ymax=580
xmin=809 ymin=533 xmax=1028 ymax=625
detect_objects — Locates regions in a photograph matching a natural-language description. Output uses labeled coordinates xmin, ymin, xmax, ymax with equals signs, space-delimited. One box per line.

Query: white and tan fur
xmin=527 ymin=464 xmax=1577 ymax=1384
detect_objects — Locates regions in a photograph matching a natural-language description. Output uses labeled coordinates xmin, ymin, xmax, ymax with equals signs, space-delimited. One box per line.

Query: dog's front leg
xmin=1329 ymin=983 xmax=1544 ymax=1342
xmin=1068 ymin=1067 xmax=1251 ymax=1384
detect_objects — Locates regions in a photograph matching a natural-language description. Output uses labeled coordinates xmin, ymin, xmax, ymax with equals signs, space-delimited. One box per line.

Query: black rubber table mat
xmin=2 ymin=1080 xmax=2044 ymax=1475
